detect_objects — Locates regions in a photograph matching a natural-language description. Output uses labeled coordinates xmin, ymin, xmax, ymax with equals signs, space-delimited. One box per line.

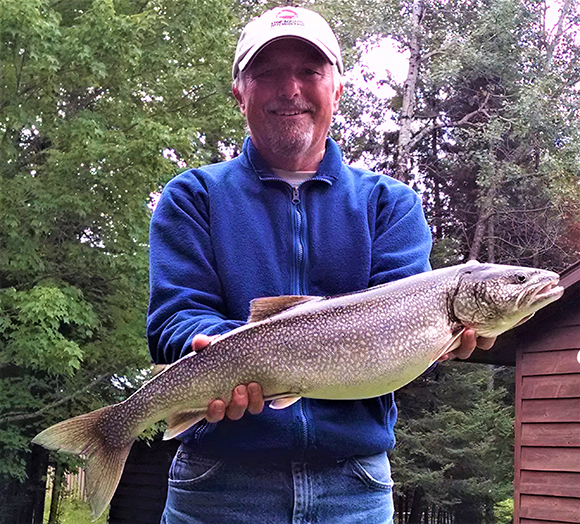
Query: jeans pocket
xmin=349 ymin=452 xmax=394 ymax=491
xmin=169 ymin=450 xmax=223 ymax=485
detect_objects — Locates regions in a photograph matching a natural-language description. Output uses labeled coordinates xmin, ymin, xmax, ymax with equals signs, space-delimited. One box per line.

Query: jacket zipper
xmin=290 ymin=185 xmax=310 ymax=451
xmin=291 ymin=186 xmax=307 ymax=296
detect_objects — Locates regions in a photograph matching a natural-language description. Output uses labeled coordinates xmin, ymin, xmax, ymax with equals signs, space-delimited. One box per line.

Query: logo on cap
xmin=271 ymin=8 xmax=305 ymax=28
xmin=277 ymin=8 xmax=298 ymax=19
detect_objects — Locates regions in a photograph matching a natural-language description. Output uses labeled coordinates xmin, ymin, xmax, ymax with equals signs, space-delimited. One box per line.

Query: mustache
xmin=265 ymin=99 xmax=315 ymax=113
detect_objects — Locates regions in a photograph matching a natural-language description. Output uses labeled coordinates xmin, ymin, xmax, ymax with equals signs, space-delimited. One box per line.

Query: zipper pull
xmin=292 ymin=186 xmax=300 ymax=204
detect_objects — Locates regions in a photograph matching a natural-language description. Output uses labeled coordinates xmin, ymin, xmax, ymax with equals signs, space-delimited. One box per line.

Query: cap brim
xmin=234 ymin=34 xmax=341 ymax=79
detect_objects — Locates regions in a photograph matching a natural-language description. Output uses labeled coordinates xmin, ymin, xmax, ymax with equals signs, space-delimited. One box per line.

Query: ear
xmin=332 ymin=83 xmax=343 ymax=113
xmin=232 ymin=84 xmax=246 ymax=114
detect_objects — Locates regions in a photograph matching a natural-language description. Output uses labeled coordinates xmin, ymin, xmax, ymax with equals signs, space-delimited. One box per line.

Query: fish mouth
xmin=533 ymin=279 xmax=564 ymax=302
xmin=512 ymin=279 xmax=562 ymax=329
xmin=519 ymin=276 xmax=564 ymax=309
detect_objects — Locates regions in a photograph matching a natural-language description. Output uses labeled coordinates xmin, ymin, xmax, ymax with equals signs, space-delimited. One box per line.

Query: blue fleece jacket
xmin=147 ymin=137 xmax=432 ymax=460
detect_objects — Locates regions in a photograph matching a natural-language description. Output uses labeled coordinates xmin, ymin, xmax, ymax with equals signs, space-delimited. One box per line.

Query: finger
xmin=192 ymin=334 xmax=217 ymax=353
xmin=206 ymin=399 xmax=226 ymax=423
xmin=226 ymin=385 xmax=249 ymax=421
xmin=476 ymin=336 xmax=496 ymax=350
xmin=453 ymin=329 xmax=478 ymax=360
xmin=247 ymin=382 xmax=264 ymax=415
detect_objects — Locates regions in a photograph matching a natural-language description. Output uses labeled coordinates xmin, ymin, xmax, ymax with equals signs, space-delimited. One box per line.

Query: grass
xmin=43 ymin=494 xmax=109 ymax=524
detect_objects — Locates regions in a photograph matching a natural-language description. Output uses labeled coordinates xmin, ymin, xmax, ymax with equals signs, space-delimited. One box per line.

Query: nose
xmin=277 ymin=72 xmax=300 ymax=99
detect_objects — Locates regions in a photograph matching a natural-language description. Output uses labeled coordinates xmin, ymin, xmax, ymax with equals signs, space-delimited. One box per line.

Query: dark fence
xmin=108 ymin=437 xmax=179 ymax=524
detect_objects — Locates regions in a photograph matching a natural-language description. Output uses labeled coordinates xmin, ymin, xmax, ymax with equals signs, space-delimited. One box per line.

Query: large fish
xmin=33 ymin=262 xmax=563 ymax=519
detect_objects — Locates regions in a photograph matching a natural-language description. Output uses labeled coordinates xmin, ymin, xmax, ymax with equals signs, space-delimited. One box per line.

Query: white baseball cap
xmin=232 ymin=6 xmax=344 ymax=79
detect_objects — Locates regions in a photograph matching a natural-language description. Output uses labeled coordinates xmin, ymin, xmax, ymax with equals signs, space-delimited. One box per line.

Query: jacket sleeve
xmin=147 ymin=172 xmax=244 ymax=364
xmin=368 ymin=179 xmax=432 ymax=286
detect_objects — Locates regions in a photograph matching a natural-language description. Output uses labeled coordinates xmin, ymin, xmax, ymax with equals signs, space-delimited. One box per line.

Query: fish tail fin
xmin=32 ymin=405 xmax=133 ymax=521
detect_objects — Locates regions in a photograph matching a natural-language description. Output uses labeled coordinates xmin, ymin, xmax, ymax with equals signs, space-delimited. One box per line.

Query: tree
xmin=0 ymin=0 xmax=245 ymax=519
xmin=337 ymin=0 xmax=580 ymax=270
xmin=391 ymin=363 xmax=515 ymax=523
xmin=330 ymin=0 xmax=579 ymax=521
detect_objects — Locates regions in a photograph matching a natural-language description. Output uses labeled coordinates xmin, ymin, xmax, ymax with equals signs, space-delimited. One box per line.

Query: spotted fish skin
xmin=32 ymin=262 xmax=563 ymax=519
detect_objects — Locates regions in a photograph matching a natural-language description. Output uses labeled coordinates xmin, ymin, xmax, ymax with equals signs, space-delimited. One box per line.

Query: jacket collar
xmin=241 ymin=136 xmax=342 ymax=185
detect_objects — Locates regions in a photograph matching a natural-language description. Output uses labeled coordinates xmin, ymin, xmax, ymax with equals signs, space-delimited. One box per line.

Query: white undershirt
xmin=272 ymin=168 xmax=316 ymax=188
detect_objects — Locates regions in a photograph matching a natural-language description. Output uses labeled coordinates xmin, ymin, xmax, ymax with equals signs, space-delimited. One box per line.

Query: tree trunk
xmin=396 ymin=0 xmax=424 ymax=182
xmin=486 ymin=211 xmax=496 ymax=263
xmin=407 ymin=487 xmax=425 ymax=524
xmin=47 ymin=460 xmax=65 ymax=524
xmin=431 ymin=128 xmax=443 ymax=240
xmin=545 ymin=0 xmax=574 ymax=67
xmin=469 ymin=207 xmax=491 ymax=261
xmin=469 ymin=180 xmax=497 ymax=261
xmin=28 ymin=445 xmax=50 ymax=524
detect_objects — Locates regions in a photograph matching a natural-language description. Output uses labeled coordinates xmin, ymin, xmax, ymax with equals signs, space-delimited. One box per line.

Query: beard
xmin=262 ymin=99 xmax=316 ymax=158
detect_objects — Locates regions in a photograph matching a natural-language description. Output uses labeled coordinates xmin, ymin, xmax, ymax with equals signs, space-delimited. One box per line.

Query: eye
xmin=515 ymin=273 xmax=527 ymax=283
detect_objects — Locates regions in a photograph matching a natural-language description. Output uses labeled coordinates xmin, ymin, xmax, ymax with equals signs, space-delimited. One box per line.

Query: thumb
xmin=192 ymin=334 xmax=218 ymax=352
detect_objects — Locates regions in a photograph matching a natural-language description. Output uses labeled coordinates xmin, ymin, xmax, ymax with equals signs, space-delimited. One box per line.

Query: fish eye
xmin=515 ymin=273 xmax=527 ymax=283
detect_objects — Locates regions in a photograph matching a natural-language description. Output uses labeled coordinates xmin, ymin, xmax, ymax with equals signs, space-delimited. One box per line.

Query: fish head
xmin=451 ymin=262 xmax=564 ymax=338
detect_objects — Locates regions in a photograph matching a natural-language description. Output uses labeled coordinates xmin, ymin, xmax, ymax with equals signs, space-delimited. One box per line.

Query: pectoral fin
xmin=431 ymin=329 xmax=465 ymax=365
xmin=152 ymin=364 xmax=168 ymax=376
xmin=268 ymin=395 xmax=302 ymax=410
xmin=164 ymin=410 xmax=206 ymax=440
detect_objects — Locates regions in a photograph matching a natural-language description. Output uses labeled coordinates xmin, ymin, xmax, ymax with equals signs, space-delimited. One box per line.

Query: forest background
xmin=0 ymin=0 xmax=579 ymax=523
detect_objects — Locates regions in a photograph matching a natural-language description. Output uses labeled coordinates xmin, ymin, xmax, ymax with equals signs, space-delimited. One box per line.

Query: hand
xmin=191 ymin=334 xmax=265 ymax=422
xmin=438 ymin=329 xmax=496 ymax=361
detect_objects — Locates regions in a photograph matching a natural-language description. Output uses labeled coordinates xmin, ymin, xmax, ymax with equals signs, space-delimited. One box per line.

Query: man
xmin=147 ymin=7 xmax=493 ymax=524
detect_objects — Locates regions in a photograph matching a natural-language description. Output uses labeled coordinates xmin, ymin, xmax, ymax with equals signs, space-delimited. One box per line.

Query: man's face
xmin=232 ymin=38 xmax=343 ymax=169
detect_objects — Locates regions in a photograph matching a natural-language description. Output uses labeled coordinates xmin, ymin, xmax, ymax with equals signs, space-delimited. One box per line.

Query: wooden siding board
xmin=522 ymin=520 xmax=580 ymax=524
xmin=521 ymin=350 xmax=580 ymax=376
xmin=521 ymin=423 xmax=580 ymax=447
xmin=521 ymin=398 xmax=580 ymax=423
xmin=519 ymin=495 xmax=580 ymax=523
xmin=513 ymin=268 xmax=580 ymax=524
xmin=521 ymin=447 xmax=580 ymax=472
xmin=516 ymin=346 xmax=525 ymax=523
xmin=520 ymin=471 xmax=580 ymax=498
xmin=524 ymin=326 xmax=580 ymax=353
xmin=522 ymin=375 xmax=580 ymax=399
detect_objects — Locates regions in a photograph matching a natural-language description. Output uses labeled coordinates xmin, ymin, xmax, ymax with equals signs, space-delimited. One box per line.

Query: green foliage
xmin=494 ymin=498 xmax=514 ymax=524
xmin=336 ymin=0 xmax=580 ymax=270
xmin=0 ymin=0 xmax=245 ymax=486
xmin=392 ymin=363 xmax=515 ymax=518
xmin=0 ymin=283 xmax=97 ymax=375
xmin=44 ymin=493 xmax=109 ymax=524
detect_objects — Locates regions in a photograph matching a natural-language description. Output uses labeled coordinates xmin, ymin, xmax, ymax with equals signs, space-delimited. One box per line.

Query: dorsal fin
xmin=248 ymin=295 xmax=321 ymax=322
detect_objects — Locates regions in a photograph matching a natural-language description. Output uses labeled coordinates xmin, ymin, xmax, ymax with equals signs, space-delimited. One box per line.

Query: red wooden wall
xmin=514 ymin=306 xmax=580 ymax=524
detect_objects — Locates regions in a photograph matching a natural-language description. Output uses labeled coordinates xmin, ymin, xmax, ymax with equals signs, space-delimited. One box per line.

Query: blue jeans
xmin=161 ymin=447 xmax=394 ymax=524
